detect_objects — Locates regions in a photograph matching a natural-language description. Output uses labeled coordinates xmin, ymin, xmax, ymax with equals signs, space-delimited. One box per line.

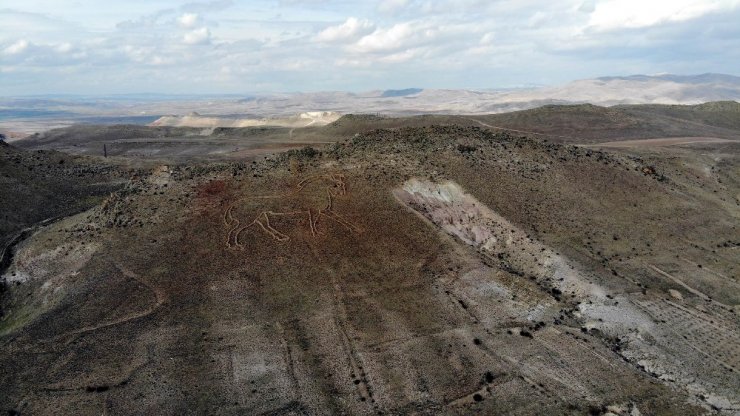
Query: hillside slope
xmin=620 ymin=101 xmax=740 ymax=131
xmin=1 ymin=126 xmax=738 ymax=414
xmin=469 ymin=102 xmax=740 ymax=143
xmin=0 ymin=142 xmax=123 ymax=251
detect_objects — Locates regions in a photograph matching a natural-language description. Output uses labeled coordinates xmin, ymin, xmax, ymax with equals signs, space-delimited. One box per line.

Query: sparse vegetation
xmin=1 ymin=103 xmax=738 ymax=415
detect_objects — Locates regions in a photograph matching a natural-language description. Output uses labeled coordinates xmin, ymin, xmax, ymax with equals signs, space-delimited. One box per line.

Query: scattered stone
xmin=668 ymin=289 xmax=683 ymax=300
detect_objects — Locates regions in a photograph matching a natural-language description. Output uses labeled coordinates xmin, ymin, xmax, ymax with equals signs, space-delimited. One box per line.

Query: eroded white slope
xmin=150 ymin=111 xmax=341 ymax=128
xmin=394 ymin=178 xmax=740 ymax=413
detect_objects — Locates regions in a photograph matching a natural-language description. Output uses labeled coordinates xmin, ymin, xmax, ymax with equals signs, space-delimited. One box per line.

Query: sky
xmin=1 ymin=0 xmax=739 ymax=95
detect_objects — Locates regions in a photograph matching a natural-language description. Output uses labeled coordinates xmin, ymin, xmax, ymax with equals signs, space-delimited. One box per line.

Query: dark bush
xmin=457 ymin=144 xmax=477 ymax=153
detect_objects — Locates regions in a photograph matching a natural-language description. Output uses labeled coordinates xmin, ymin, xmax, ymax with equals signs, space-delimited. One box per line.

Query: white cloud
xmin=354 ymin=22 xmax=416 ymax=53
xmin=1 ymin=0 xmax=739 ymax=94
xmin=350 ymin=20 xmax=464 ymax=56
xmin=315 ymin=17 xmax=375 ymax=43
xmin=378 ymin=49 xmax=416 ymax=63
xmin=588 ymin=0 xmax=740 ymax=31
xmin=578 ymin=0 xmax=595 ymax=13
xmin=378 ymin=0 xmax=409 ymax=13
xmin=182 ymin=0 xmax=234 ymax=14
xmin=335 ymin=57 xmax=369 ymax=68
xmin=178 ymin=13 xmax=200 ymax=29
xmin=151 ymin=55 xmax=175 ymax=66
xmin=3 ymin=39 xmax=29 ymax=55
xmin=0 ymin=39 xmax=93 ymax=67
xmin=55 ymin=42 xmax=73 ymax=53
xmin=183 ymin=27 xmax=211 ymax=45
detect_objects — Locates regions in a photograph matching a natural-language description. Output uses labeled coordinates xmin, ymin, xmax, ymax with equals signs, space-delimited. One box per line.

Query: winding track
xmin=465 ymin=118 xmax=582 ymax=141
xmin=64 ymin=262 xmax=166 ymax=337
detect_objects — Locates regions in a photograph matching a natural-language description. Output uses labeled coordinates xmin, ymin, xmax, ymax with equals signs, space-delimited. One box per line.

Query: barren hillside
xmin=1 ymin=123 xmax=738 ymax=414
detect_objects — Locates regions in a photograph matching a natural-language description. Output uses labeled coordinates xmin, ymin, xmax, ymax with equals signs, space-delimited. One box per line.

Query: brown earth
xmin=0 ymin=106 xmax=739 ymax=415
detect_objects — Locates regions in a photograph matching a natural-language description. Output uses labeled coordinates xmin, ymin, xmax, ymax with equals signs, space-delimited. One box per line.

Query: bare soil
xmin=1 ymin=108 xmax=738 ymax=415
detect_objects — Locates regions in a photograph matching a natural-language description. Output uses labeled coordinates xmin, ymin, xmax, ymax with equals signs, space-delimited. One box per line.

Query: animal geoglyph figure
xmin=224 ymin=173 xmax=361 ymax=246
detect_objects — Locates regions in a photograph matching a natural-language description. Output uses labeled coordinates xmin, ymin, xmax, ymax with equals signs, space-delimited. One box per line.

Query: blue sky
xmin=1 ymin=0 xmax=739 ymax=94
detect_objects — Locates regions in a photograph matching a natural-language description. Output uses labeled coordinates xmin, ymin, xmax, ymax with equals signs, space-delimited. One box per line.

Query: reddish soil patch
xmin=197 ymin=180 xmax=227 ymax=199
xmin=195 ymin=179 xmax=234 ymax=217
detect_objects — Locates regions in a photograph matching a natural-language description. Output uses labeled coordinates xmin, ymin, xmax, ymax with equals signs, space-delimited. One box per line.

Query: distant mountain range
xmin=1 ymin=73 xmax=738 ymax=136
xmin=380 ymin=88 xmax=424 ymax=98
xmin=595 ymin=73 xmax=740 ymax=84
xmin=204 ymin=72 xmax=740 ymax=116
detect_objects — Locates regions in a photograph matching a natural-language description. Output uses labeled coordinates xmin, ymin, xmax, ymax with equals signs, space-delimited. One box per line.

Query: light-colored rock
xmin=668 ymin=289 xmax=684 ymax=300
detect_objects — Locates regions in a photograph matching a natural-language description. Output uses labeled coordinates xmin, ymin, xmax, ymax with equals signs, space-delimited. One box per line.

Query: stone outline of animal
xmin=224 ymin=173 xmax=361 ymax=246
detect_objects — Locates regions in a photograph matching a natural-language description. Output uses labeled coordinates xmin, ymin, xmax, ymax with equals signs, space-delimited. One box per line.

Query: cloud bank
xmin=0 ymin=0 xmax=738 ymax=94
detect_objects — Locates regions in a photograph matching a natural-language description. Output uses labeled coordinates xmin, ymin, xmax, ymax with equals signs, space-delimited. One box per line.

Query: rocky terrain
xmin=0 ymin=141 xmax=125 ymax=254
xmin=0 ymin=102 xmax=738 ymax=415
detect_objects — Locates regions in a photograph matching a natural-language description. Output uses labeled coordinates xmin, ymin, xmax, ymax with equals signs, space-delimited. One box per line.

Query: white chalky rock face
xmin=395 ymin=179 xmax=654 ymax=336
xmin=398 ymin=179 xmax=497 ymax=250
xmin=4 ymin=241 xmax=99 ymax=285
xmin=396 ymin=178 xmax=603 ymax=299
xmin=299 ymin=111 xmax=338 ymax=120
xmin=395 ymin=178 xmax=739 ymax=412
xmin=149 ymin=111 xmax=341 ymax=128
